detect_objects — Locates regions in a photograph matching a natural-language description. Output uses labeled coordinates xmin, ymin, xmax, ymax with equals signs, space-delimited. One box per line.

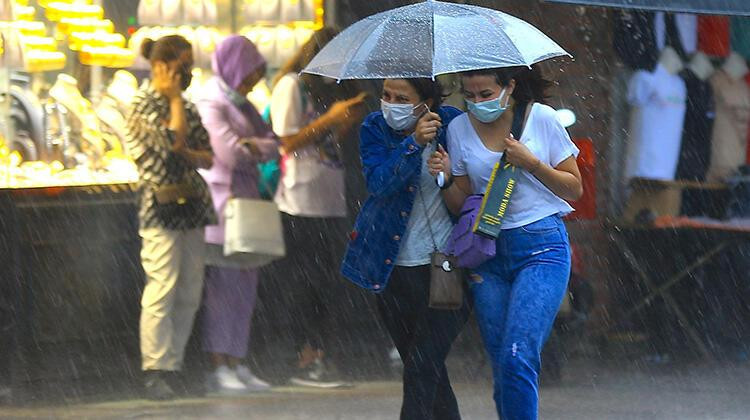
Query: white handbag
xmin=223 ymin=197 xmax=286 ymax=268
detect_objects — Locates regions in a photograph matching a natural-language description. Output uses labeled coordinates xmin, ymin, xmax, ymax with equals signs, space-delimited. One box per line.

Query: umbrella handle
xmin=436 ymin=171 xmax=446 ymax=187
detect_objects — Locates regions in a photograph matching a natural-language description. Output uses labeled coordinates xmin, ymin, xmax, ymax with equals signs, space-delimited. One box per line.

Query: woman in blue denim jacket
xmin=341 ymin=78 xmax=470 ymax=420
xmin=429 ymin=66 xmax=583 ymax=420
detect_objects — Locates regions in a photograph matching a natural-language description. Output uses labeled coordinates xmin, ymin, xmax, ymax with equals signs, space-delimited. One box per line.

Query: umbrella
xmin=544 ymin=0 xmax=750 ymax=16
xmin=302 ymin=0 xmax=570 ymax=81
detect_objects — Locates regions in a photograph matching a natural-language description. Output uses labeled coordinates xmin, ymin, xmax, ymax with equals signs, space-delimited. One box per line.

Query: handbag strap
xmin=500 ymin=101 xmax=529 ymax=166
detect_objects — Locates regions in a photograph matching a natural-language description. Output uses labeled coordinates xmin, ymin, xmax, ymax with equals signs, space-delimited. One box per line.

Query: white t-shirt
xmin=625 ymin=64 xmax=687 ymax=181
xmin=447 ymin=104 xmax=579 ymax=230
xmin=271 ymin=73 xmax=346 ymax=218
xmin=396 ymin=146 xmax=453 ymax=266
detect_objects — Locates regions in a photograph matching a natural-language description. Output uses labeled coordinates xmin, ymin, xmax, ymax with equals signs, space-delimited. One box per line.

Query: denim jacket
xmin=341 ymin=106 xmax=462 ymax=292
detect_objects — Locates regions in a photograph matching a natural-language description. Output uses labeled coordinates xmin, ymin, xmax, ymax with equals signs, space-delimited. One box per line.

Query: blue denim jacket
xmin=341 ymin=106 xmax=462 ymax=292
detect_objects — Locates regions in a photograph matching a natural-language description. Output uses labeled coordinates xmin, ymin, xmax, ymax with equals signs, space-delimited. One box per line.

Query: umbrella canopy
xmin=302 ymin=0 xmax=570 ymax=80
xmin=544 ymin=0 xmax=750 ymax=16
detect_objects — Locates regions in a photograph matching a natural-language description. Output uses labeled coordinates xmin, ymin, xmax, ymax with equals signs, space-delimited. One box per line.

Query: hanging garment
xmin=626 ymin=64 xmax=687 ymax=181
xmin=613 ymin=10 xmax=659 ymax=71
xmin=676 ymin=68 xmax=715 ymax=181
xmin=706 ymin=70 xmax=750 ymax=181
xmin=730 ymin=17 xmax=750 ymax=61
xmin=698 ymin=15 xmax=730 ymax=58
xmin=655 ymin=12 xmax=698 ymax=60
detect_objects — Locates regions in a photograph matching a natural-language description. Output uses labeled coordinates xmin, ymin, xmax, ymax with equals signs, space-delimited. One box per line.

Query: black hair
xmin=141 ymin=35 xmax=192 ymax=63
xmin=461 ymin=65 xmax=552 ymax=104
xmin=401 ymin=78 xmax=444 ymax=111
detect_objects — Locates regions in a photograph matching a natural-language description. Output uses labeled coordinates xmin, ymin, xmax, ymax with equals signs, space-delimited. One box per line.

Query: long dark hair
xmin=272 ymin=27 xmax=338 ymax=88
xmin=141 ymin=35 xmax=192 ymax=63
xmin=462 ymin=65 xmax=552 ymax=104
xmin=401 ymin=78 xmax=444 ymax=111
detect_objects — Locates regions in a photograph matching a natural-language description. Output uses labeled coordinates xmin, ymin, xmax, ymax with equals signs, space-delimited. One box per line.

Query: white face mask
xmin=381 ymin=99 xmax=421 ymax=131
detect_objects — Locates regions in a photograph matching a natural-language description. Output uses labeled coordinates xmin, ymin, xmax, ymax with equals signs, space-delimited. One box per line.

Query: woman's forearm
xmin=531 ymin=161 xmax=583 ymax=201
xmin=280 ymin=113 xmax=336 ymax=153
xmin=177 ymin=148 xmax=213 ymax=169
xmin=441 ymin=176 xmax=471 ymax=215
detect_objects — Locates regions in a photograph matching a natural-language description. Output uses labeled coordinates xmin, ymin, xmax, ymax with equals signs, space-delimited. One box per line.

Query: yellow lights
xmin=19 ymin=35 xmax=57 ymax=51
xmin=68 ymin=31 xmax=125 ymax=51
xmin=11 ymin=20 xmax=47 ymax=37
xmin=57 ymin=18 xmax=114 ymax=36
xmin=24 ymin=49 xmax=67 ymax=72
xmin=13 ymin=5 xmax=36 ymax=20
xmin=79 ymin=45 xmax=135 ymax=68
xmin=44 ymin=2 xmax=104 ymax=21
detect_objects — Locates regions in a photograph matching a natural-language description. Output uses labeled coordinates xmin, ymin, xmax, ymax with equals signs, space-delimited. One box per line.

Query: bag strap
xmin=511 ymin=101 xmax=528 ymax=140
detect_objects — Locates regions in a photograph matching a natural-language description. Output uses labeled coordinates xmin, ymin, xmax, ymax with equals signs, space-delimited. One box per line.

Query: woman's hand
xmin=154 ymin=65 xmax=184 ymax=100
xmin=502 ymin=136 xmax=541 ymax=172
xmin=414 ymin=111 xmax=442 ymax=146
xmin=428 ymin=144 xmax=451 ymax=179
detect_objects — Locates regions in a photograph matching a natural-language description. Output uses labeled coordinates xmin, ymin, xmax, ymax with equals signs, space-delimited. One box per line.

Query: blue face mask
xmin=466 ymin=88 xmax=509 ymax=123
xmin=381 ymin=99 xmax=421 ymax=131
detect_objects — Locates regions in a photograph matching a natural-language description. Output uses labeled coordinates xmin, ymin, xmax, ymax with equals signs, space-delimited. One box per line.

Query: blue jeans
xmin=470 ymin=215 xmax=571 ymax=420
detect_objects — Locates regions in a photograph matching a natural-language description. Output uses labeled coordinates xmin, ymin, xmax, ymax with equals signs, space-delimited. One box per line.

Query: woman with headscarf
xmin=196 ymin=35 xmax=278 ymax=394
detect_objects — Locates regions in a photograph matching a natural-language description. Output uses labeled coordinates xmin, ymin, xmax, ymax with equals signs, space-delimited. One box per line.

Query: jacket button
xmin=408 ymin=144 xmax=415 ymax=151
xmin=373 ymin=284 xmax=381 ymax=290
xmin=393 ymin=235 xmax=400 ymax=241
xmin=385 ymin=259 xmax=392 ymax=265
xmin=400 ymin=211 xmax=408 ymax=217
xmin=408 ymin=186 xmax=415 ymax=192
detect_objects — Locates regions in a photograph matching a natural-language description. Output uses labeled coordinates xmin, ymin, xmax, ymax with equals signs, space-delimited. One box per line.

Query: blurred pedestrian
xmin=267 ymin=27 xmax=366 ymax=388
xmin=196 ymin=35 xmax=278 ymax=394
xmin=341 ymin=77 xmax=470 ymax=420
xmin=429 ymin=66 xmax=582 ymax=419
xmin=125 ymin=35 xmax=216 ymax=400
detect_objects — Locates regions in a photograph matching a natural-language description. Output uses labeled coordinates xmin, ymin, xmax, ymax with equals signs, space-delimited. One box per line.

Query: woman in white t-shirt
xmin=428 ymin=66 xmax=583 ymax=419
xmin=267 ymin=28 xmax=366 ymax=388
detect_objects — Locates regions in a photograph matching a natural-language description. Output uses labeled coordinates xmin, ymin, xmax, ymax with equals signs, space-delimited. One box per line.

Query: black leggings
xmin=377 ymin=265 xmax=471 ymax=420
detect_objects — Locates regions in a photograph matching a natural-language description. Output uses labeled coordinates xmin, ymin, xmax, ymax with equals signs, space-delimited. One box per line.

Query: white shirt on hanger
xmin=626 ymin=63 xmax=688 ymax=181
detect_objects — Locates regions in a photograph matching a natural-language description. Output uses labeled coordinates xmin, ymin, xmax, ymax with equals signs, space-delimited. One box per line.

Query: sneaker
xmin=235 ymin=365 xmax=271 ymax=392
xmin=289 ymin=359 xmax=352 ymax=389
xmin=211 ymin=365 xmax=248 ymax=394
xmin=143 ymin=370 xmax=177 ymax=401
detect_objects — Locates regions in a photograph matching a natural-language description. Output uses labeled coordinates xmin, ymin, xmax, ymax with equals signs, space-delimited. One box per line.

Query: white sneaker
xmin=213 ymin=365 xmax=247 ymax=393
xmin=235 ymin=365 xmax=271 ymax=391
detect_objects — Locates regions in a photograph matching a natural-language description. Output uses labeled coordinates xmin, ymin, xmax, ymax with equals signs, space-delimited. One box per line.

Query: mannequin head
xmin=723 ymin=52 xmax=749 ymax=81
xmin=659 ymin=47 xmax=684 ymax=75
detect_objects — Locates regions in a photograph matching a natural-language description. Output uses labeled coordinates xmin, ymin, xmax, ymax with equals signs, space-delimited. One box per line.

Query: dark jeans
xmin=377 ymin=265 xmax=471 ymax=420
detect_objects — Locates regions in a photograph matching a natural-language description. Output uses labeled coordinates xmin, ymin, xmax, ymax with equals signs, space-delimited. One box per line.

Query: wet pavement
xmin=2 ymin=359 xmax=749 ymax=419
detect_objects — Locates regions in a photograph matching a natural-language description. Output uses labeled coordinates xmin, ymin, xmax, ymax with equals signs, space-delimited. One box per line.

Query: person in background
xmin=267 ymin=27 xmax=366 ymax=388
xmin=341 ymin=77 xmax=471 ymax=420
xmin=196 ymin=35 xmax=278 ymax=394
xmin=125 ymin=35 xmax=215 ymax=400
xmin=429 ymin=66 xmax=582 ymax=419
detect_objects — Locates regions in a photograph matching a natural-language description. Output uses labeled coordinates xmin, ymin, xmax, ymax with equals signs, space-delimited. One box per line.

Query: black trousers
xmin=262 ymin=213 xmax=346 ymax=352
xmin=377 ymin=265 xmax=471 ymax=420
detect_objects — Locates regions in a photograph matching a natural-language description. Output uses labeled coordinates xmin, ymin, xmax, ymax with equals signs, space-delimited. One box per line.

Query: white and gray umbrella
xmin=302 ymin=0 xmax=571 ymax=80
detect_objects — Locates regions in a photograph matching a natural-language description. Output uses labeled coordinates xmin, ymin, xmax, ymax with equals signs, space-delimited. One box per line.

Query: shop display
xmin=676 ymin=52 xmax=715 ymax=182
xmin=697 ymin=15 xmax=730 ymax=58
xmin=138 ymin=0 xmax=218 ymax=26
xmin=654 ymin=12 xmax=697 ymax=60
xmin=625 ymin=47 xmax=687 ymax=182
xmin=707 ymin=52 xmax=750 ymax=182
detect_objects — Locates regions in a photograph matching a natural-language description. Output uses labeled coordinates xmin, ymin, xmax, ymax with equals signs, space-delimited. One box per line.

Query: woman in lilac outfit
xmin=197 ymin=35 xmax=278 ymax=394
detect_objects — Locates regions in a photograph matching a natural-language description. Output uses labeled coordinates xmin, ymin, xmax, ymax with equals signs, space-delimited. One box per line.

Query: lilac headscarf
xmin=212 ymin=35 xmax=266 ymax=91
